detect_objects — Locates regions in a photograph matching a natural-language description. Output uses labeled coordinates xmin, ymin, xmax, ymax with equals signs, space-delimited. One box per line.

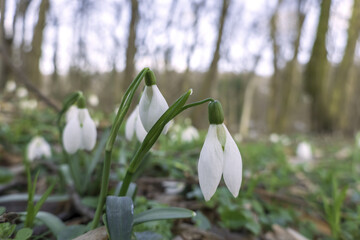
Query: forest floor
xmin=0 ymin=100 xmax=359 ymax=240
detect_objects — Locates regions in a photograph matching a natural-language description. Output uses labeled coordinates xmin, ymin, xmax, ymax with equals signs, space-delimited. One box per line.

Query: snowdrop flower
xmin=198 ymin=101 xmax=242 ymax=201
xmin=62 ymin=97 xmax=97 ymax=154
xmin=181 ymin=126 xmax=199 ymax=142
xmin=27 ymin=136 xmax=51 ymax=161
xmin=88 ymin=94 xmax=99 ymax=107
xmin=5 ymin=80 xmax=16 ymax=92
xmin=19 ymin=99 xmax=38 ymax=110
xmin=125 ymin=105 xmax=147 ymax=142
xmin=269 ymin=133 xmax=280 ymax=143
xmin=139 ymin=70 xmax=169 ymax=132
xmin=296 ymin=141 xmax=312 ymax=161
xmin=16 ymin=87 xmax=28 ymax=98
xmin=66 ymin=106 xmax=78 ymax=122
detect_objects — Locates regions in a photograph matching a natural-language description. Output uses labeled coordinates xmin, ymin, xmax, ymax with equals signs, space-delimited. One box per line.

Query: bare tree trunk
xmin=122 ymin=0 xmax=139 ymax=93
xmin=330 ymin=0 xmax=360 ymax=130
xmin=304 ymin=0 xmax=332 ymax=132
xmin=277 ymin=0 xmax=306 ymax=131
xmin=192 ymin=0 xmax=230 ymax=127
xmin=267 ymin=0 xmax=283 ymax=132
xmin=25 ymin=0 xmax=49 ymax=87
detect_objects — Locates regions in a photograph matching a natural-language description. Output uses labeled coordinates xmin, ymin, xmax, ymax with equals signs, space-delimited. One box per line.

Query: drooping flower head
xmin=198 ymin=101 xmax=242 ymax=201
xmin=125 ymin=105 xmax=147 ymax=142
xmin=27 ymin=136 xmax=51 ymax=161
xmin=139 ymin=70 xmax=170 ymax=133
xmin=62 ymin=95 xmax=97 ymax=154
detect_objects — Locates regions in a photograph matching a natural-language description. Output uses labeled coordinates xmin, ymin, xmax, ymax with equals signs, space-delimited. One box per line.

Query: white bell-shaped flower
xmin=66 ymin=106 xmax=79 ymax=122
xmin=125 ymin=106 xmax=147 ymax=142
xmin=138 ymin=70 xmax=169 ymax=133
xmin=62 ymin=106 xmax=97 ymax=154
xmin=27 ymin=136 xmax=51 ymax=161
xmin=296 ymin=141 xmax=312 ymax=161
xmin=198 ymin=101 xmax=242 ymax=201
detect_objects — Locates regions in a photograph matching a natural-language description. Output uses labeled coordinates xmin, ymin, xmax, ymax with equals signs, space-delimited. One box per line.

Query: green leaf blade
xmin=133 ymin=207 xmax=196 ymax=225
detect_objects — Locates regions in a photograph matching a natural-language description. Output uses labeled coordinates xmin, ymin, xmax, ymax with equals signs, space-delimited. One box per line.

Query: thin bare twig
xmin=0 ymin=46 xmax=60 ymax=111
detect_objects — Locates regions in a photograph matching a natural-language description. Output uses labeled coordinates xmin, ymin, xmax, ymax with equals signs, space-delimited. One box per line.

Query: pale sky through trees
xmin=4 ymin=0 xmax=354 ymax=77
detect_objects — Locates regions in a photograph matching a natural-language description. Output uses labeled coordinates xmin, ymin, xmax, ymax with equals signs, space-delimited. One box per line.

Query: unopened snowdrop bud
xmin=125 ymin=106 xmax=147 ymax=142
xmin=27 ymin=136 xmax=51 ymax=161
xmin=62 ymin=95 xmax=97 ymax=154
xmin=139 ymin=70 xmax=169 ymax=132
xmin=198 ymin=100 xmax=242 ymax=201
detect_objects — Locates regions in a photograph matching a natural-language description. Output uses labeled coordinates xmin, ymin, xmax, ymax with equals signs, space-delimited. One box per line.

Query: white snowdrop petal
xmin=139 ymin=85 xmax=169 ymax=132
xmin=81 ymin=114 xmax=97 ymax=151
xmin=222 ymin=124 xmax=242 ymax=198
xmin=139 ymin=86 xmax=153 ymax=131
xmin=135 ymin=113 xmax=147 ymax=142
xmin=125 ymin=107 xmax=138 ymax=141
xmin=66 ymin=106 xmax=78 ymax=122
xmin=198 ymin=125 xmax=224 ymax=201
xmin=63 ymin=118 xmax=82 ymax=154
xmin=27 ymin=141 xmax=37 ymax=161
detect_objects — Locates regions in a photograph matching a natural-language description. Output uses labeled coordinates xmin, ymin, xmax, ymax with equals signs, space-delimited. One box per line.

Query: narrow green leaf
xmin=114 ymin=182 xmax=137 ymax=199
xmin=34 ymin=182 xmax=55 ymax=215
xmin=106 ymin=196 xmax=134 ymax=240
xmin=35 ymin=211 xmax=66 ymax=236
xmin=133 ymin=207 xmax=195 ymax=225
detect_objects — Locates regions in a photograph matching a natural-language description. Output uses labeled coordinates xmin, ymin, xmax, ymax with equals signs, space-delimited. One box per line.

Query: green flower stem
xmin=91 ymin=68 xmax=149 ymax=229
xmin=118 ymin=93 xmax=213 ymax=197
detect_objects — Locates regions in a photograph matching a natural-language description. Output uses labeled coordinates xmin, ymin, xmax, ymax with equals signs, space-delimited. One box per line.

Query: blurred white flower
xmin=181 ymin=126 xmax=199 ymax=142
xmin=139 ymin=85 xmax=169 ymax=132
xmin=5 ymin=81 xmax=16 ymax=92
xmin=16 ymin=87 xmax=28 ymax=98
xmin=125 ymin=106 xmax=147 ymax=142
xmin=296 ymin=141 xmax=312 ymax=161
xmin=63 ymin=107 xmax=97 ymax=154
xmin=269 ymin=133 xmax=280 ymax=143
xmin=19 ymin=99 xmax=38 ymax=110
xmin=198 ymin=124 xmax=242 ymax=201
xmin=280 ymin=135 xmax=291 ymax=146
xmin=27 ymin=136 xmax=51 ymax=161
xmin=88 ymin=94 xmax=99 ymax=107
xmin=66 ymin=106 xmax=78 ymax=122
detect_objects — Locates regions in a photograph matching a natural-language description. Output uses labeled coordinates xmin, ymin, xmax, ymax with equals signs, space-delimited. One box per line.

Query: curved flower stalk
xmin=62 ymin=96 xmax=97 ymax=154
xmin=125 ymin=105 xmax=147 ymax=142
xmin=139 ymin=70 xmax=170 ymax=133
xmin=27 ymin=136 xmax=51 ymax=161
xmin=198 ymin=101 xmax=242 ymax=201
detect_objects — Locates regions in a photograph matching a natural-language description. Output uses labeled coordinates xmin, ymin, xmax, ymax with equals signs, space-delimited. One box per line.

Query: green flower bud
xmin=145 ymin=70 xmax=157 ymax=86
xmin=77 ymin=94 xmax=86 ymax=109
xmin=208 ymin=100 xmax=224 ymax=124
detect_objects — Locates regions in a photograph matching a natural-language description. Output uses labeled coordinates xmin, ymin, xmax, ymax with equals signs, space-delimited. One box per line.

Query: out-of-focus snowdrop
xmin=269 ymin=133 xmax=280 ymax=143
xmin=5 ymin=80 xmax=16 ymax=92
xmin=125 ymin=106 xmax=147 ymax=142
xmin=27 ymin=136 xmax=51 ymax=161
xmin=16 ymin=87 xmax=28 ymax=98
xmin=62 ymin=97 xmax=97 ymax=154
xmin=88 ymin=94 xmax=99 ymax=107
xmin=19 ymin=99 xmax=38 ymax=110
xmin=280 ymin=135 xmax=291 ymax=146
xmin=181 ymin=126 xmax=199 ymax=143
xmin=296 ymin=141 xmax=313 ymax=161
